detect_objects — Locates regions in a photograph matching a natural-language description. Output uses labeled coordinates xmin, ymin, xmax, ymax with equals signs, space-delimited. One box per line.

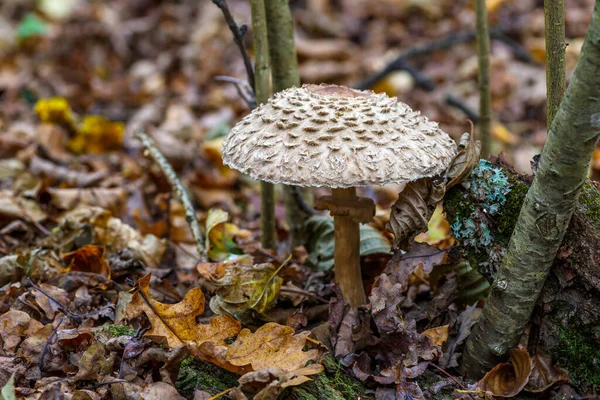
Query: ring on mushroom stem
xmin=221 ymin=83 xmax=456 ymax=307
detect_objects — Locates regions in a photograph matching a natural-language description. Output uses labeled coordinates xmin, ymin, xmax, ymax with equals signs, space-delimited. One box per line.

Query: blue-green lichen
xmin=451 ymin=160 xmax=512 ymax=248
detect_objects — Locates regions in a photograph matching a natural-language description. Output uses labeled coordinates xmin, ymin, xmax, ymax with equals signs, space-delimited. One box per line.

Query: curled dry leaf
xmin=445 ymin=131 xmax=481 ymax=190
xmin=525 ymin=353 xmax=570 ymax=393
xmin=369 ymin=274 xmax=404 ymax=334
xmin=384 ymin=242 xmax=448 ymax=291
xmin=123 ymin=273 xmax=241 ymax=349
xmin=385 ymin=178 xmax=438 ymax=250
xmin=237 ymin=365 xmax=321 ymax=400
xmin=478 ymin=348 xmax=533 ymax=397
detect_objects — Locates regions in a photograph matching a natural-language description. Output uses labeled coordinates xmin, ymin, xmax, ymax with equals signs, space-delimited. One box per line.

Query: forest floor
xmin=0 ymin=0 xmax=598 ymax=399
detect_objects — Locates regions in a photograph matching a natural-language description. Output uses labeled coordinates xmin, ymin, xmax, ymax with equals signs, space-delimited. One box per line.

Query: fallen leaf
xmin=478 ymin=348 xmax=533 ymax=397
xmin=123 ymin=274 xmax=241 ymax=348
xmin=68 ymin=115 xmax=125 ymax=154
xmin=384 ymin=242 xmax=448 ymax=291
xmin=0 ymin=190 xmax=47 ymax=223
xmin=209 ymin=262 xmax=283 ymax=317
xmin=31 ymin=284 xmax=70 ymax=319
xmin=414 ymin=204 xmax=456 ymax=250
xmin=369 ymin=274 xmax=404 ymax=334
xmin=525 ymin=352 xmax=570 ymax=393
xmin=73 ymin=341 xmax=115 ymax=381
xmin=63 ymin=245 xmax=111 ymax=278
xmin=422 ymin=325 xmax=449 ymax=346
xmin=223 ymin=323 xmax=322 ymax=374
xmin=385 ymin=178 xmax=436 ymax=249
xmin=0 ymin=373 xmax=16 ymax=400
xmin=0 ymin=310 xmax=42 ymax=352
xmin=139 ymin=382 xmax=186 ymax=400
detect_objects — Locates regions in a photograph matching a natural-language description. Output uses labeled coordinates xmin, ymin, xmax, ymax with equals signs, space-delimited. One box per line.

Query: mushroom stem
xmin=332 ymin=187 xmax=366 ymax=307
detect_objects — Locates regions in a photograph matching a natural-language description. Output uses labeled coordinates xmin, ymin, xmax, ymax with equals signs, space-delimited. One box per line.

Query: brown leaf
xmin=73 ymin=341 xmax=115 ymax=381
xmin=237 ymin=366 xmax=319 ymax=400
xmin=478 ymin=348 xmax=533 ymax=397
xmin=333 ymin=307 xmax=378 ymax=358
xmin=225 ymin=323 xmax=322 ymax=373
xmin=369 ymin=274 xmax=404 ymax=334
xmin=525 ymin=353 xmax=570 ymax=393
xmin=445 ymin=131 xmax=481 ymax=190
xmin=422 ymin=325 xmax=449 ymax=346
xmin=385 ymin=178 xmax=433 ymax=249
xmin=63 ymin=245 xmax=111 ymax=278
xmin=123 ymin=273 xmax=241 ymax=348
xmin=31 ymin=284 xmax=70 ymax=319
xmin=139 ymin=382 xmax=186 ymax=400
xmin=0 ymin=310 xmax=43 ymax=352
xmin=384 ymin=242 xmax=448 ymax=291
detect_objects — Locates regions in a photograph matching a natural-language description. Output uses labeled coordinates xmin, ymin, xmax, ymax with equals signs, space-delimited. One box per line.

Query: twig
xmin=39 ymin=317 xmax=63 ymax=370
xmin=475 ymin=0 xmax=492 ymax=157
xmin=429 ymin=362 xmax=468 ymax=390
xmin=544 ymin=0 xmax=566 ymax=128
xmin=446 ymin=94 xmax=480 ymax=122
xmin=279 ymin=287 xmax=328 ymax=303
xmin=212 ymin=0 xmax=255 ymax=90
xmin=354 ymin=28 xmax=534 ymax=90
xmin=214 ymin=76 xmax=256 ymax=109
xmin=135 ymin=129 xmax=205 ymax=260
xmin=292 ymin=186 xmax=317 ymax=216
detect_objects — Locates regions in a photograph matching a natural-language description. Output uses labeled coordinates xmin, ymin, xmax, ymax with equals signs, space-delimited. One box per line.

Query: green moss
xmin=176 ymin=357 xmax=239 ymax=399
xmin=102 ymin=324 xmax=136 ymax=337
xmin=554 ymin=326 xmax=600 ymax=390
xmin=578 ymin=181 xmax=600 ymax=231
xmin=282 ymin=355 xmax=372 ymax=400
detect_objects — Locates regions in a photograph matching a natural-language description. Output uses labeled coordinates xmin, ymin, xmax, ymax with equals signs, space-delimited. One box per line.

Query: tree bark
xmin=264 ymin=0 xmax=312 ymax=249
xmin=544 ymin=0 xmax=566 ymax=128
xmin=475 ymin=0 xmax=492 ymax=158
xmin=462 ymin=0 xmax=600 ymax=378
xmin=250 ymin=0 xmax=276 ymax=249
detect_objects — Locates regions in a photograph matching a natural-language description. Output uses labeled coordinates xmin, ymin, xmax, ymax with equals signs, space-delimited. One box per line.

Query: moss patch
xmin=282 ymin=355 xmax=372 ymax=400
xmin=175 ymin=357 xmax=239 ymax=399
xmin=554 ymin=326 xmax=600 ymax=391
xmin=102 ymin=324 xmax=136 ymax=337
xmin=496 ymin=176 xmax=529 ymax=237
xmin=578 ymin=181 xmax=600 ymax=231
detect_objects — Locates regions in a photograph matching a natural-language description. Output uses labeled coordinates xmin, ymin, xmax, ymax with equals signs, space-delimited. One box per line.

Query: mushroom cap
xmin=222 ymin=84 xmax=457 ymax=188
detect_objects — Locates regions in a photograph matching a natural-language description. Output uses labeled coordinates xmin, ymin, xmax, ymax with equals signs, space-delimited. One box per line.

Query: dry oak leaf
xmin=525 ymin=353 xmax=570 ymax=393
xmin=384 ymin=242 xmax=448 ymax=291
xmin=478 ymin=348 xmax=533 ymax=397
xmin=123 ymin=274 xmax=241 ymax=349
xmin=200 ymin=323 xmax=323 ymax=377
xmin=0 ymin=310 xmax=43 ymax=353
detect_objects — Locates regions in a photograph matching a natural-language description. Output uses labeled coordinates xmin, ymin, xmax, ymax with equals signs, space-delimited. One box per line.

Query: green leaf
xmin=1 ymin=373 xmax=16 ymax=400
xmin=304 ymin=215 xmax=391 ymax=271
xmin=17 ymin=14 xmax=47 ymax=39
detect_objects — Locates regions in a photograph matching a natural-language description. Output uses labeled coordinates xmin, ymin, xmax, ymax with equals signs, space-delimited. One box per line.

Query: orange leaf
xmin=478 ymin=348 xmax=533 ymax=397
xmin=123 ymin=274 xmax=241 ymax=348
xmin=63 ymin=244 xmax=111 ymax=278
xmin=422 ymin=325 xmax=449 ymax=346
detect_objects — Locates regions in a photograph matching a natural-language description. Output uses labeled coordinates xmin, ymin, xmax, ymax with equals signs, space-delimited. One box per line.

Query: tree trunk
xmin=250 ymin=0 xmax=276 ymax=249
xmin=264 ymin=0 xmax=312 ymax=249
xmin=462 ymin=0 xmax=600 ymax=378
xmin=475 ymin=0 xmax=492 ymax=158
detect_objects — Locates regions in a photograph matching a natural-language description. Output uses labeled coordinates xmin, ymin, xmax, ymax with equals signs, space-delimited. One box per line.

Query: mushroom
xmin=222 ymin=84 xmax=456 ymax=306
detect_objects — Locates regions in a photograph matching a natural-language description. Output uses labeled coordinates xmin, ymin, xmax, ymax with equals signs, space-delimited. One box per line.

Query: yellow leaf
xmin=421 ymin=325 xmax=449 ymax=346
xmin=34 ymin=97 xmax=74 ymax=126
xmin=123 ymin=273 xmax=241 ymax=348
xmin=492 ymin=122 xmax=520 ymax=145
xmin=68 ymin=115 xmax=124 ymax=154
xmin=414 ymin=204 xmax=455 ymax=250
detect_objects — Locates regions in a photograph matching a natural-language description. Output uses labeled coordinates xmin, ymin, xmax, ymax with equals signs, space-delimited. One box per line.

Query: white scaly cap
xmin=222 ymin=84 xmax=456 ymax=188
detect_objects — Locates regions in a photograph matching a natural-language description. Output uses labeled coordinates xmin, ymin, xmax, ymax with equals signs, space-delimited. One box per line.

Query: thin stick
xmin=544 ymin=0 xmax=566 ymax=128
xmin=475 ymin=0 xmax=492 ymax=158
xmin=251 ymin=0 xmax=277 ymax=249
xmin=212 ymin=0 xmax=255 ymax=91
xmin=135 ymin=130 xmax=205 ymax=260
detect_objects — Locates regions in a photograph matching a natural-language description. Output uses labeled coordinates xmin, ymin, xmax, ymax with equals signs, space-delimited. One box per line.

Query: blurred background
xmin=0 ymin=0 xmax=597 ymax=245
